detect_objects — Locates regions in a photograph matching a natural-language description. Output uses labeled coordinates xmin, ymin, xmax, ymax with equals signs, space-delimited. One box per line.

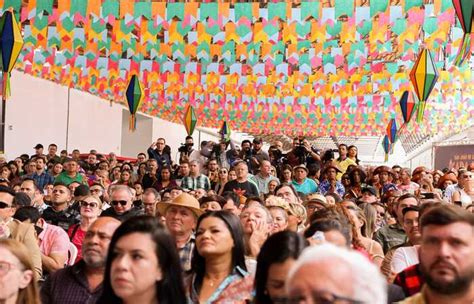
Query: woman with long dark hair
xmin=186 ymin=211 xmax=253 ymax=303
xmin=155 ymin=166 xmax=177 ymax=192
xmin=347 ymin=145 xmax=360 ymax=165
xmin=254 ymin=231 xmax=306 ymax=303
xmin=7 ymin=161 xmax=21 ymax=185
xmin=345 ymin=167 xmax=367 ymax=199
xmin=279 ymin=164 xmax=293 ymax=184
xmin=98 ymin=216 xmax=186 ymax=304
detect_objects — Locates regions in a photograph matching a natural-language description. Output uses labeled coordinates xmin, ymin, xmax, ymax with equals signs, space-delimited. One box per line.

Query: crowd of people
xmin=0 ymin=137 xmax=473 ymax=304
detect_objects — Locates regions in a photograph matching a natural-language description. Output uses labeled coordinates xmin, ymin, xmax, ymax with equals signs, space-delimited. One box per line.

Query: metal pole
xmin=0 ymin=97 xmax=5 ymax=154
xmin=65 ymin=87 xmax=70 ymax=151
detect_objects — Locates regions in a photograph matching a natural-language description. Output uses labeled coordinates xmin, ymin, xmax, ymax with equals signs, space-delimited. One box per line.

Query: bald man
xmin=41 ymin=217 xmax=121 ymax=303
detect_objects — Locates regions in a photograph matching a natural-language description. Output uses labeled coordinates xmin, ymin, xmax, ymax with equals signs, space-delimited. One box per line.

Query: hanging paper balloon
xmin=219 ymin=121 xmax=231 ymax=141
xmin=0 ymin=10 xmax=24 ymax=101
xmin=409 ymin=49 xmax=439 ymax=123
xmin=183 ymin=105 xmax=197 ymax=136
xmin=399 ymin=91 xmax=417 ymax=125
xmin=452 ymin=0 xmax=473 ymax=66
xmin=386 ymin=118 xmax=397 ymax=144
xmin=382 ymin=135 xmax=391 ymax=162
xmin=125 ymin=75 xmax=144 ymax=131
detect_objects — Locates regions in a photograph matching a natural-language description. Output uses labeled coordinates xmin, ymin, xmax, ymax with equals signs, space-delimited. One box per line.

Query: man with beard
xmin=400 ymin=205 xmax=474 ymax=303
xmin=41 ymin=183 xmax=80 ymax=231
xmin=41 ymin=217 xmax=121 ymax=303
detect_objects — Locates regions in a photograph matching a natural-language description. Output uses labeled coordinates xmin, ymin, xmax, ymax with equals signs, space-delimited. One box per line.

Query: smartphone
xmin=421 ymin=192 xmax=435 ymax=199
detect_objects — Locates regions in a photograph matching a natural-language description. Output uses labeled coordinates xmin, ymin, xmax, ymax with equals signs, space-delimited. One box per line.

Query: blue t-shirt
xmin=292 ymin=178 xmax=318 ymax=195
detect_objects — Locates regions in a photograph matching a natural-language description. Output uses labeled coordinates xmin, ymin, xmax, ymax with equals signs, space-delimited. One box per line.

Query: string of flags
xmin=0 ymin=1 xmax=470 ymax=138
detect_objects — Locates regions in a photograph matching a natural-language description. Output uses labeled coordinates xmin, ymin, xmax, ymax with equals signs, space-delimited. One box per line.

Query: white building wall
xmin=67 ymin=88 xmax=123 ymax=154
xmin=6 ymin=70 xmax=68 ymax=159
xmin=4 ymin=71 xmax=222 ymax=160
xmin=407 ymin=146 xmax=433 ymax=169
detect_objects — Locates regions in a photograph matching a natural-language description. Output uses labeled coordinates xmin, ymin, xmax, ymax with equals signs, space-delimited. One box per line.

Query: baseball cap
xmin=362 ymin=186 xmax=377 ymax=196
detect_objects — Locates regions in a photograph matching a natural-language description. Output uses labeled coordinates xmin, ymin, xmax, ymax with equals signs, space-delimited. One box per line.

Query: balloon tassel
xmin=2 ymin=73 xmax=9 ymax=101
xmin=454 ymin=33 xmax=472 ymax=67
xmin=416 ymin=101 xmax=426 ymax=123
xmin=129 ymin=114 xmax=136 ymax=131
xmin=384 ymin=153 xmax=388 ymax=162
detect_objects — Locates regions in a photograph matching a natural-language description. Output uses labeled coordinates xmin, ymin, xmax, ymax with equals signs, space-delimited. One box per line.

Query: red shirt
xmin=67 ymin=224 xmax=86 ymax=264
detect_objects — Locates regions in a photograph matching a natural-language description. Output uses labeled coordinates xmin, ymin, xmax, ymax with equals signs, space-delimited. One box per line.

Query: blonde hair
xmin=0 ymin=239 xmax=40 ymax=304
xmin=83 ymin=194 xmax=103 ymax=209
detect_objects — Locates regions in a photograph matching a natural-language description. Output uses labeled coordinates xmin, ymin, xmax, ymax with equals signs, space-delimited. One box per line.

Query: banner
xmin=434 ymin=144 xmax=474 ymax=170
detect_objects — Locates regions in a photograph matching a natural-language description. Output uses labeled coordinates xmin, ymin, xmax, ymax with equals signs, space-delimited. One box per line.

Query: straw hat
xmin=304 ymin=193 xmax=327 ymax=206
xmin=156 ymin=193 xmax=203 ymax=218
xmin=265 ymin=195 xmax=301 ymax=217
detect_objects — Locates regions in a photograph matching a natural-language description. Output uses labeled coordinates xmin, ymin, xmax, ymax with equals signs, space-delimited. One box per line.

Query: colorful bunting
xmin=183 ymin=105 xmax=197 ymax=136
xmin=0 ymin=2 xmax=470 ymax=137
xmin=409 ymin=48 xmax=439 ymax=123
xmin=452 ymin=0 xmax=473 ymax=66
xmin=125 ymin=75 xmax=144 ymax=131
xmin=0 ymin=10 xmax=23 ymax=101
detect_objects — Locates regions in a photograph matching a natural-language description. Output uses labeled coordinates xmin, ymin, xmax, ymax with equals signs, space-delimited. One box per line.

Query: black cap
xmin=253 ymin=138 xmax=263 ymax=144
xmin=74 ymin=184 xmax=90 ymax=197
xmin=362 ymin=186 xmax=377 ymax=196
xmin=34 ymin=144 xmax=44 ymax=149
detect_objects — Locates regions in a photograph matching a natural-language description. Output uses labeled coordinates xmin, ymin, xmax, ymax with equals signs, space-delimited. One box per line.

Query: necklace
xmin=205 ymin=276 xmax=225 ymax=287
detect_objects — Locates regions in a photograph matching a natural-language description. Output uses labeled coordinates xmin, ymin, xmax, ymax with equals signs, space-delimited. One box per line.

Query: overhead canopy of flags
xmin=1 ymin=0 xmax=472 ymax=136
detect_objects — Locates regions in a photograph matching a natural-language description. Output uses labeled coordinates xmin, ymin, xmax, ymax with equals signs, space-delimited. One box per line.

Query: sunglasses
xmin=80 ymin=201 xmax=98 ymax=208
xmin=0 ymin=201 xmax=12 ymax=209
xmin=111 ymin=200 xmax=128 ymax=206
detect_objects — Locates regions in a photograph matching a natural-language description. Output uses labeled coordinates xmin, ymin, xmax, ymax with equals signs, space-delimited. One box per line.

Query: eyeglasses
xmin=80 ymin=201 xmax=98 ymax=208
xmin=0 ymin=201 xmax=12 ymax=209
xmin=111 ymin=200 xmax=128 ymax=206
xmin=0 ymin=261 xmax=19 ymax=277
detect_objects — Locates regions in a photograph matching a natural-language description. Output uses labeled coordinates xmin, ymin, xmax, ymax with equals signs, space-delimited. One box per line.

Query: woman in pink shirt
xmin=67 ymin=195 xmax=102 ymax=263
